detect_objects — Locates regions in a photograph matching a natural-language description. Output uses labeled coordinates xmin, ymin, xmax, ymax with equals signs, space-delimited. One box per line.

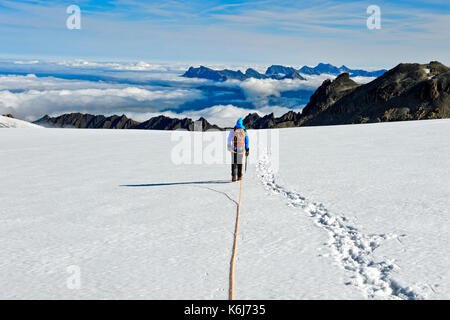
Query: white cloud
xmin=0 ymin=64 xmax=376 ymax=125
xmin=55 ymin=59 xmax=189 ymax=72
xmin=233 ymin=74 xmax=373 ymax=107
xmin=13 ymin=60 xmax=40 ymax=65
xmin=0 ymin=74 xmax=202 ymax=121
xmin=239 ymin=78 xmax=306 ymax=100
xmin=351 ymin=76 xmax=376 ymax=84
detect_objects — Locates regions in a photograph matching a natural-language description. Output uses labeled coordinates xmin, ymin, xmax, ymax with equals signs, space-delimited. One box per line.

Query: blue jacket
xmin=227 ymin=123 xmax=249 ymax=152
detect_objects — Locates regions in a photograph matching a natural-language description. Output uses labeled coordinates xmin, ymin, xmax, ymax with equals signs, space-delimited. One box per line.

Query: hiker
xmin=227 ymin=118 xmax=249 ymax=182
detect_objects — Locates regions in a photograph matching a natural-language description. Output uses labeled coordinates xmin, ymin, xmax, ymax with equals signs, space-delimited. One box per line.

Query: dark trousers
xmin=231 ymin=152 xmax=244 ymax=179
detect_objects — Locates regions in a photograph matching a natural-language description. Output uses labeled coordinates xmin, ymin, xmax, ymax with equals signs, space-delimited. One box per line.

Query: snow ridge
xmin=0 ymin=115 xmax=42 ymax=128
xmin=257 ymin=155 xmax=424 ymax=300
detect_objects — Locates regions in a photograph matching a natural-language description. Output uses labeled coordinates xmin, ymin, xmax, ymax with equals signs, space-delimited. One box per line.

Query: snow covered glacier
xmin=0 ymin=119 xmax=449 ymax=299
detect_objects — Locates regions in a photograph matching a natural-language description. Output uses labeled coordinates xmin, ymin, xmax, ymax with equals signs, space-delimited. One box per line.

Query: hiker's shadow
xmin=120 ymin=180 xmax=237 ymax=206
xmin=120 ymin=180 xmax=230 ymax=187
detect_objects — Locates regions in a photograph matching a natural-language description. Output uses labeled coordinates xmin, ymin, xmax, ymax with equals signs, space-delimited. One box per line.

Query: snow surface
xmin=0 ymin=115 xmax=42 ymax=128
xmin=0 ymin=119 xmax=449 ymax=299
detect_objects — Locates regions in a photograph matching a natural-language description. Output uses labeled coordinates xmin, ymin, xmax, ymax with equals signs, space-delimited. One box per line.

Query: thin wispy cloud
xmin=0 ymin=0 xmax=447 ymax=67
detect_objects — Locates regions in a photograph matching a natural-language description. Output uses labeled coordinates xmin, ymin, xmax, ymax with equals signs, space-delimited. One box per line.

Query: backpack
xmin=232 ymin=128 xmax=246 ymax=149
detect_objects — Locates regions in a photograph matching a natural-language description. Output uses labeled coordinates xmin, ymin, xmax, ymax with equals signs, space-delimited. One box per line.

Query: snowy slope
xmin=0 ymin=115 xmax=42 ymax=128
xmin=265 ymin=120 xmax=450 ymax=299
xmin=0 ymin=119 xmax=449 ymax=299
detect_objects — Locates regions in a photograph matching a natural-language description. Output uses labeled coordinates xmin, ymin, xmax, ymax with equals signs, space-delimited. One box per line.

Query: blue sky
xmin=0 ymin=0 xmax=449 ymax=68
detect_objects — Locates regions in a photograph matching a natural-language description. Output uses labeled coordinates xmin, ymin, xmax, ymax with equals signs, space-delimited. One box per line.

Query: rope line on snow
xmin=229 ymin=178 xmax=243 ymax=300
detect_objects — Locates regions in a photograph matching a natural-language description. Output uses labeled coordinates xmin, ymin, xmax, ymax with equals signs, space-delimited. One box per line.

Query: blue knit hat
xmin=236 ymin=118 xmax=244 ymax=126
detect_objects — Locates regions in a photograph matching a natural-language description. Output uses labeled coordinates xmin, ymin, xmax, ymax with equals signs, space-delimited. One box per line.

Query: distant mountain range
xmin=300 ymin=63 xmax=387 ymax=77
xmin=182 ymin=63 xmax=387 ymax=81
xmin=34 ymin=61 xmax=449 ymax=130
xmin=34 ymin=113 xmax=222 ymax=131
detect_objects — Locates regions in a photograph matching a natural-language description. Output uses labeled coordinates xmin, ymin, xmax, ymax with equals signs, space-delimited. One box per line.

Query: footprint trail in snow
xmin=257 ymin=155 xmax=424 ymax=300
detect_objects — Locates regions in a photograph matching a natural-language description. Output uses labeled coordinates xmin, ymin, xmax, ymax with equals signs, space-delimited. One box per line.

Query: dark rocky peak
xmin=218 ymin=69 xmax=247 ymax=81
xmin=135 ymin=115 xmax=191 ymax=130
xmin=381 ymin=62 xmax=447 ymax=83
xmin=265 ymin=65 xmax=297 ymax=76
xmin=425 ymin=61 xmax=449 ymax=76
xmin=332 ymin=73 xmax=359 ymax=88
xmin=301 ymin=73 xmax=359 ymax=118
xmin=299 ymin=63 xmax=341 ymax=76
xmin=245 ymin=68 xmax=267 ymax=79
xmin=302 ymin=61 xmax=450 ymax=126
xmin=298 ymin=65 xmax=319 ymax=75
xmin=282 ymin=71 xmax=306 ymax=80
xmin=194 ymin=117 xmax=222 ymax=131
xmin=183 ymin=66 xmax=254 ymax=81
xmin=242 ymin=111 xmax=302 ymax=129
xmin=279 ymin=110 xmax=302 ymax=122
xmin=357 ymin=62 xmax=446 ymax=103
xmin=182 ymin=66 xmax=225 ymax=81
xmin=315 ymin=63 xmax=341 ymax=74
xmin=242 ymin=112 xmax=273 ymax=129
xmin=300 ymin=63 xmax=387 ymax=77
xmin=101 ymin=114 xmax=139 ymax=129
xmin=243 ymin=113 xmax=261 ymax=127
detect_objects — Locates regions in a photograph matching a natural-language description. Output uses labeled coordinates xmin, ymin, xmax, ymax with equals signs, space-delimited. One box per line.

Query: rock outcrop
xmin=34 ymin=113 xmax=139 ymax=129
xmin=302 ymin=61 xmax=450 ymax=125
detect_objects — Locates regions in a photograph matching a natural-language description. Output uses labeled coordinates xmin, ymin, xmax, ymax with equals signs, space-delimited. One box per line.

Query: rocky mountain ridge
xmin=35 ymin=61 xmax=449 ymax=130
xmin=34 ymin=113 xmax=222 ymax=131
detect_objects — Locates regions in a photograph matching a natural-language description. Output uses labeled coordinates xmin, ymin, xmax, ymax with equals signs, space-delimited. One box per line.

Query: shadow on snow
xmin=120 ymin=180 xmax=231 ymax=187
